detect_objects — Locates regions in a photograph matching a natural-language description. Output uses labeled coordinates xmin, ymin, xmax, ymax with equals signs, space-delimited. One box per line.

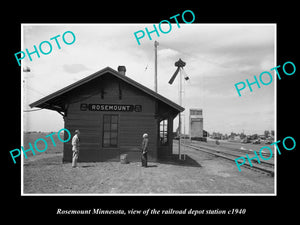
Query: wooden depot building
xmin=30 ymin=66 xmax=184 ymax=162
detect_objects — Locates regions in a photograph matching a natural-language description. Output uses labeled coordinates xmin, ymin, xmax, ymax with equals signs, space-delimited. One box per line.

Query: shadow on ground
xmin=24 ymin=153 xmax=201 ymax=168
xmin=158 ymin=154 xmax=202 ymax=168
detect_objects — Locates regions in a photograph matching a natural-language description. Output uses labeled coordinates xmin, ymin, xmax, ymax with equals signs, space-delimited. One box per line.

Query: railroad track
xmin=189 ymin=142 xmax=274 ymax=167
xmin=190 ymin=140 xmax=273 ymax=158
xmin=181 ymin=142 xmax=275 ymax=177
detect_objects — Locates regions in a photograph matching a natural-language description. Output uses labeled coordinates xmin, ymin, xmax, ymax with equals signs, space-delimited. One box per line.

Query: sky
xmin=22 ymin=24 xmax=275 ymax=135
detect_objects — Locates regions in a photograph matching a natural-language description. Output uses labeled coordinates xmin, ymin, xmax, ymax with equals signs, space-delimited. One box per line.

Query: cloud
xmin=23 ymin=24 xmax=275 ymax=134
xmin=158 ymin=48 xmax=180 ymax=59
xmin=62 ymin=64 xmax=89 ymax=73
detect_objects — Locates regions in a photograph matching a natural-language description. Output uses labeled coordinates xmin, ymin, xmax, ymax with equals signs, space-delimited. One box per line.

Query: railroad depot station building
xmin=30 ymin=66 xmax=184 ymax=162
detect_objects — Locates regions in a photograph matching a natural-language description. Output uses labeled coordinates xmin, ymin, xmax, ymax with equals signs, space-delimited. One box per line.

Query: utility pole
xmin=168 ymin=58 xmax=186 ymax=160
xmin=154 ymin=40 xmax=159 ymax=92
xmin=178 ymin=68 xmax=182 ymax=160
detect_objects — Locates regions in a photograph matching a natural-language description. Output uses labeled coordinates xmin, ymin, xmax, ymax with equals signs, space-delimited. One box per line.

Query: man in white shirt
xmin=141 ymin=133 xmax=148 ymax=167
xmin=72 ymin=129 xmax=80 ymax=168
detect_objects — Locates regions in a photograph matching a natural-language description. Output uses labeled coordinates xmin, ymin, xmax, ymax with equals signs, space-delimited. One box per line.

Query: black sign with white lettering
xmin=80 ymin=104 xmax=142 ymax=112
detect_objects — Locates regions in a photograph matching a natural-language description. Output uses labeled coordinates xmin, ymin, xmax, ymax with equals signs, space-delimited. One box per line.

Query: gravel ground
xmin=23 ymin=141 xmax=274 ymax=194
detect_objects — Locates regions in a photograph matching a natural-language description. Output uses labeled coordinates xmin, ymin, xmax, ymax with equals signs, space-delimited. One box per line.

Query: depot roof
xmin=29 ymin=66 xmax=184 ymax=113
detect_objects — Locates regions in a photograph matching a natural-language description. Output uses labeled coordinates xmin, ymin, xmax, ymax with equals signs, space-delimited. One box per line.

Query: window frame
xmin=102 ymin=114 xmax=119 ymax=148
xmin=159 ymin=119 xmax=168 ymax=146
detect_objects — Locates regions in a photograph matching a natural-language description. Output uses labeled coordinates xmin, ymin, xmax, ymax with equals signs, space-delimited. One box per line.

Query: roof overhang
xmin=30 ymin=67 xmax=185 ymax=113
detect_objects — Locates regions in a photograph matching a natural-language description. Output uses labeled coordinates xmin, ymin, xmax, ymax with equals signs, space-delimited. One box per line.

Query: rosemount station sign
xmin=80 ymin=104 xmax=142 ymax=112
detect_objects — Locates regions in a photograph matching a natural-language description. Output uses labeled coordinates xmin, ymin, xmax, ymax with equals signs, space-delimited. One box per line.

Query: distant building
xmin=211 ymin=132 xmax=222 ymax=140
xmin=189 ymin=108 xmax=203 ymax=139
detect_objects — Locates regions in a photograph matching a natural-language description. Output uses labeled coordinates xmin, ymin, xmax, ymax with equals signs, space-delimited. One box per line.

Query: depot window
xmin=159 ymin=119 xmax=168 ymax=145
xmin=103 ymin=115 xmax=118 ymax=148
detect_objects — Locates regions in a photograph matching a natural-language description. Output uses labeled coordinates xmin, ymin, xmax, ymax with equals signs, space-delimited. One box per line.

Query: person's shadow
xmin=145 ymin=164 xmax=158 ymax=168
xmin=158 ymin=154 xmax=202 ymax=167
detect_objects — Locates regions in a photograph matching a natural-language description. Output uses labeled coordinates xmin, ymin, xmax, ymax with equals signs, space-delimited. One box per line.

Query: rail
xmin=180 ymin=141 xmax=275 ymax=177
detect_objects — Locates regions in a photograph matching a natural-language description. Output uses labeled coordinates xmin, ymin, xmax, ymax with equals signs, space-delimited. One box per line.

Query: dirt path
xmin=23 ymin=143 xmax=274 ymax=194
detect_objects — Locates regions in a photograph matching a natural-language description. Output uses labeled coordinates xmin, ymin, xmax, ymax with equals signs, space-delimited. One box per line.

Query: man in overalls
xmin=72 ymin=129 xmax=80 ymax=168
xmin=141 ymin=133 xmax=148 ymax=167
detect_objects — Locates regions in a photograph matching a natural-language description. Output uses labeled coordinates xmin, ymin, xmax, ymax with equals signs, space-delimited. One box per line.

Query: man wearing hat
xmin=72 ymin=129 xmax=80 ymax=168
xmin=141 ymin=133 xmax=149 ymax=167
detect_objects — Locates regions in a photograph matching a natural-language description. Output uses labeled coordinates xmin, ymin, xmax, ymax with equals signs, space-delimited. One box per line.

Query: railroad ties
xmin=181 ymin=141 xmax=274 ymax=177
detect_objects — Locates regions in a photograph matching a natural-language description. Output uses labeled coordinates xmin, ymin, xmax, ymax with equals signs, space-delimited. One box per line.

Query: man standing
xmin=141 ymin=133 xmax=148 ymax=167
xmin=72 ymin=129 xmax=80 ymax=168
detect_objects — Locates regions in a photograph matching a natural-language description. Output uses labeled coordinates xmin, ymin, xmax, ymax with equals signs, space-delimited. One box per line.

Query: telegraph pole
xmin=154 ymin=41 xmax=159 ymax=92
xmin=178 ymin=68 xmax=182 ymax=160
xmin=168 ymin=58 xmax=186 ymax=160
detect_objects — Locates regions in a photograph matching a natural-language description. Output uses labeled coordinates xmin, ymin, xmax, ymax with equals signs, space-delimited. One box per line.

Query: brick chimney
xmin=117 ymin=66 xmax=126 ymax=76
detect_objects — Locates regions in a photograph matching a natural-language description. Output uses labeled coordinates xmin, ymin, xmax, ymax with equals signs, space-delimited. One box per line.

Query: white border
xmin=21 ymin=23 xmax=277 ymax=196
xmin=21 ymin=23 xmax=24 ymax=195
xmin=274 ymin=24 xmax=277 ymax=196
